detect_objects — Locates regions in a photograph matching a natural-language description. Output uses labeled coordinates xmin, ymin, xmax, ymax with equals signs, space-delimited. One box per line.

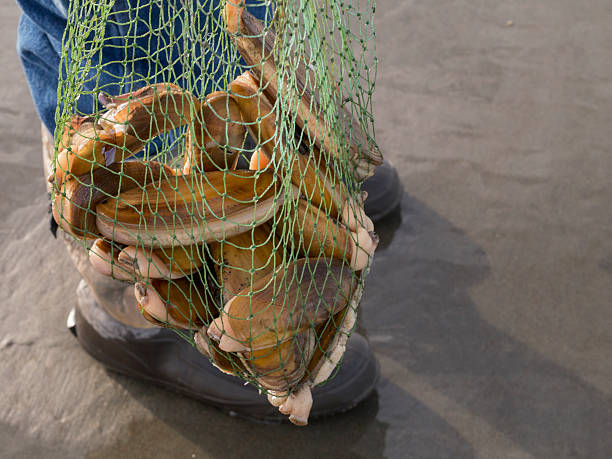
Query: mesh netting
xmin=51 ymin=0 xmax=381 ymax=425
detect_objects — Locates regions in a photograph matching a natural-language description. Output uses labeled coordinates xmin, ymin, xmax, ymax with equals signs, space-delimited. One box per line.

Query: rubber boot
xmin=362 ymin=160 xmax=403 ymax=222
xmin=71 ymin=280 xmax=379 ymax=423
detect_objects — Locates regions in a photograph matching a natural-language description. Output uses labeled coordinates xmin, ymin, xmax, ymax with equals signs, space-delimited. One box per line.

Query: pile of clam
xmin=51 ymin=2 xmax=382 ymax=425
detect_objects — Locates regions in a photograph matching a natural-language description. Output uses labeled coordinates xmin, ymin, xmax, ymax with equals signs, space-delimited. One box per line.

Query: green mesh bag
xmin=50 ymin=0 xmax=382 ymax=425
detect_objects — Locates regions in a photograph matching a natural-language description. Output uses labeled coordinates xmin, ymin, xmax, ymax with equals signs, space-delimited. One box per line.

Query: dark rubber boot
xmin=362 ymin=160 xmax=403 ymax=222
xmin=71 ymin=280 xmax=379 ymax=423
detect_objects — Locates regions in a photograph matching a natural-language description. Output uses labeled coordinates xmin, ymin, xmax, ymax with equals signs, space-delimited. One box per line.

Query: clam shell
xmin=98 ymin=83 xmax=199 ymax=140
xmin=88 ymin=238 xmax=134 ymax=281
xmin=218 ymin=258 xmax=356 ymax=351
xmin=183 ymin=91 xmax=246 ymax=174
xmin=96 ymin=170 xmax=297 ymax=247
xmin=242 ymin=329 xmax=316 ymax=392
xmin=194 ymin=331 xmax=242 ymax=375
xmin=53 ymin=161 xmax=173 ymax=239
xmin=118 ymin=243 xmax=204 ymax=280
xmin=288 ymin=198 xmax=352 ymax=261
xmin=210 ymin=223 xmax=281 ymax=304
xmin=135 ymin=276 xmax=218 ymax=329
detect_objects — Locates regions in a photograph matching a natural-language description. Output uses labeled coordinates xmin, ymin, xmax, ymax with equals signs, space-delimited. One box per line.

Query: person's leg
xmin=16 ymin=0 xmax=67 ymax=133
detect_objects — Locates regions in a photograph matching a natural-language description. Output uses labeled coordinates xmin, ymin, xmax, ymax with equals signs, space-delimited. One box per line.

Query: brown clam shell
xmin=96 ymin=170 xmax=296 ymax=247
xmin=222 ymin=258 xmax=356 ymax=350
xmin=53 ymin=161 xmax=173 ymax=239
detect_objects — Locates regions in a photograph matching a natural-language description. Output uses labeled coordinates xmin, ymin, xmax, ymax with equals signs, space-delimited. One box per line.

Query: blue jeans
xmin=16 ymin=0 xmax=271 ymax=134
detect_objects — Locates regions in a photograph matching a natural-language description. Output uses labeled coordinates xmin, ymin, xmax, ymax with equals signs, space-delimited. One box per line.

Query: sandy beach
xmin=1 ymin=1 xmax=612 ymax=457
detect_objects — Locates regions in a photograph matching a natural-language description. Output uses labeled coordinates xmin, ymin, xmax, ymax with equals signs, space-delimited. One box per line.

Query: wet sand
xmin=2 ymin=1 xmax=612 ymax=458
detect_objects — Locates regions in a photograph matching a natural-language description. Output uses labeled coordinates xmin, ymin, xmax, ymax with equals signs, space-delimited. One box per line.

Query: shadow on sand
xmin=362 ymin=193 xmax=612 ymax=458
